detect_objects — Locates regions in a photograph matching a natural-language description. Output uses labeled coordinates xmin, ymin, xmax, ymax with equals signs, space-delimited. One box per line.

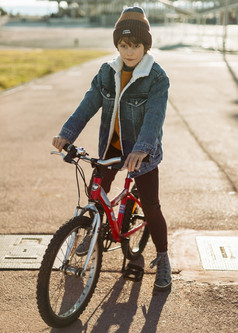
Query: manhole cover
xmin=196 ymin=236 xmax=238 ymax=271
xmin=0 ymin=235 xmax=52 ymax=269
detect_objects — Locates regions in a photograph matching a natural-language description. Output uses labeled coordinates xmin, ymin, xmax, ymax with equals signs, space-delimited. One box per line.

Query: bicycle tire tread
xmin=37 ymin=215 xmax=102 ymax=328
xmin=121 ymin=187 xmax=149 ymax=260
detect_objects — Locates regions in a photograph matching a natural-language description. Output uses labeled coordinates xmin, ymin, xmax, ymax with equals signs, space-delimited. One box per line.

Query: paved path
xmin=0 ymin=47 xmax=238 ymax=332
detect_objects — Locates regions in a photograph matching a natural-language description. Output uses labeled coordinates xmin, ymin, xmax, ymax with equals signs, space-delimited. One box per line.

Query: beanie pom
xmin=113 ymin=6 xmax=152 ymax=49
xmin=122 ymin=6 xmax=145 ymax=15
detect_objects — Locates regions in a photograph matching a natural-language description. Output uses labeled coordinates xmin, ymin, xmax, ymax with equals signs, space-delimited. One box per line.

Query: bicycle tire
xmin=36 ymin=215 xmax=102 ymax=328
xmin=121 ymin=186 xmax=149 ymax=260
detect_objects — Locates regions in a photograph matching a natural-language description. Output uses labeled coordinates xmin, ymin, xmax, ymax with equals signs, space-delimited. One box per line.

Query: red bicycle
xmin=37 ymin=144 xmax=149 ymax=328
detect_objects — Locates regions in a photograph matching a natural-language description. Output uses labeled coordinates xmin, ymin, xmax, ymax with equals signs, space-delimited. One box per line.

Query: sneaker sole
xmin=154 ymin=281 xmax=172 ymax=292
xmin=75 ymin=251 xmax=88 ymax=257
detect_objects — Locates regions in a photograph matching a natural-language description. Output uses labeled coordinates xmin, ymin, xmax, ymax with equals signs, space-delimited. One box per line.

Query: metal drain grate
xmin=196 ymin=236 xmax=238 ymax=271
xmin=0 ymin=235 xmax=52 ymax=269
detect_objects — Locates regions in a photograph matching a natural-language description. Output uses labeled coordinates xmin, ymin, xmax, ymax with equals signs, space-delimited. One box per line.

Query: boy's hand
xmin=123 ymin=151 xmax=148 ymax=172
xmin=52 ymin=136 xmax=70 ymax=152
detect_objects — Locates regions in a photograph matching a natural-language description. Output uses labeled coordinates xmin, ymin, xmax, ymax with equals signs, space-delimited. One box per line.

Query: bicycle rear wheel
xmin=121 ymin=186 xmax=149 ymax=260
xmin=37 ymin=215 xmax=102 ymax=328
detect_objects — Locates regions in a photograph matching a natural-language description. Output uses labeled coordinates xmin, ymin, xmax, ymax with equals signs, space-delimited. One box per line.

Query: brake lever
xmin=50 ymin=151 xmax=66 ymax=159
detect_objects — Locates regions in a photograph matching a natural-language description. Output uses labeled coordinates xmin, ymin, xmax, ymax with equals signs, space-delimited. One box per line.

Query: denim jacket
xmin=59 ymin=52 xmax=169 ymax=177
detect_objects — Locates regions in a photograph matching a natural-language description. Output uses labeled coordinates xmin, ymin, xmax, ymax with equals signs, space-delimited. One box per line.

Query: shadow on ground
xmin=50 ymin=256 xmax=171 ymax=333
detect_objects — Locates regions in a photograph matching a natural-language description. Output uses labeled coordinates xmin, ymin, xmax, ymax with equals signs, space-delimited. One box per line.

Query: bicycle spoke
xmin=37 ymin=215 xmax=102 ymax=327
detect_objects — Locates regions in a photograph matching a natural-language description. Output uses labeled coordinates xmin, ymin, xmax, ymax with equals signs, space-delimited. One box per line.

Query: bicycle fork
xmin=82 ymin=205 xmax=101 ymax=275
xmin=60 ymin=204 xmax=101 ymax=277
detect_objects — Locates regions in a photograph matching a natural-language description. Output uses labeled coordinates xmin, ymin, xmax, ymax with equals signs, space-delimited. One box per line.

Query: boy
xmin=53 ymin=6 xmax=171 ymax=291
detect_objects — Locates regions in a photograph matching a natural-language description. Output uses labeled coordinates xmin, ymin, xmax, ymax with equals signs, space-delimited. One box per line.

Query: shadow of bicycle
xmin=140 ymin=287 xmax=171 ymax=333
xmin=50 ymin=256 xmax=171 ymax=333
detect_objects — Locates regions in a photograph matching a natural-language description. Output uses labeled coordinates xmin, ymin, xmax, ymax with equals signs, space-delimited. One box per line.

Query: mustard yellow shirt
xmin=111 ymin=69 xmax=133 ymax=150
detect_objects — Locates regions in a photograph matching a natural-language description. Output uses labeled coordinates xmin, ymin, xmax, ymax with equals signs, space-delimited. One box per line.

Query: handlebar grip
xmin=110 ymin=155 xmax=126 ymax=170
xmin=63 ymin=144 xmax=77 ymax=163
xmin=63 ymin=143 xmax=72 ymax=152
xmin=111 ymin=154 xmax=149 ymax=170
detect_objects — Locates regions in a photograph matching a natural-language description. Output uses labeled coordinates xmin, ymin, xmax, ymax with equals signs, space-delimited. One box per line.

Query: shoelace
xmin=150 ymin=253 xmax=162 ymax=269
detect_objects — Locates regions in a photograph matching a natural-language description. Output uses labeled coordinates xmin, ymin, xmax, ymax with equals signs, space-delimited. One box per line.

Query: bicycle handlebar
xmin=51 ymin=143 xmax=149 ymax=169
xmin=62 ymin=143 xmax=125 ymax=168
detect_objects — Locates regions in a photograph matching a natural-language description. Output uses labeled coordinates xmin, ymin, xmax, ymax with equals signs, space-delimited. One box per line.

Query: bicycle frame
xmin=51 ymin=146 xmax=148 ymax=278
xmin=90 ymin=172 xmax=147 ymax=243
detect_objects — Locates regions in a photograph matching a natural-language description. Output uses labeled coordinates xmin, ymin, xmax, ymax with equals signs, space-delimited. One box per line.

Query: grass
xmin=0 ymin=49 xmax=111 ymax=92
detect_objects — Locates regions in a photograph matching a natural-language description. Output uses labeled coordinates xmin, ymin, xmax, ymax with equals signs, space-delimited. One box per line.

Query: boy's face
xmin=118 ymin=40 xmax=145 ymax=68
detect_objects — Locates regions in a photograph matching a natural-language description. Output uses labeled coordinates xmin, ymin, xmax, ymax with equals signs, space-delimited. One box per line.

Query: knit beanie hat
xmin=113 ymin=7 xmax=152 ymax=49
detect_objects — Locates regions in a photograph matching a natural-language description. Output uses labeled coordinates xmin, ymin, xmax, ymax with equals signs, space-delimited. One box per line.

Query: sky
xmin=0 ymin=0 xmax=57 ymax=6
xmin=0 ymin=0 xmax=62 ymax=15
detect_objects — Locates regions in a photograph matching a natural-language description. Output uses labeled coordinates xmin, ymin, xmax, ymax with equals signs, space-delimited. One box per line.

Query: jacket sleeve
xmin=132 ymin=74 xmax=169 ymax=156
xmin=59 ymin=66 xmax=104 ymax=143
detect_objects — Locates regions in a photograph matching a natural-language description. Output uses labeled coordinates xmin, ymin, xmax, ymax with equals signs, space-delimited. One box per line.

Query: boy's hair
xmin=113 ymin=7 xmax=152 ymax=50
xmin=118 ymin=36 xmax=151 ymax=53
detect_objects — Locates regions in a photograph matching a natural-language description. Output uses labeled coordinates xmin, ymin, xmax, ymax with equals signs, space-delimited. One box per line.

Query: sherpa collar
xmin=108 ymin=52 xmax=154 ymax=80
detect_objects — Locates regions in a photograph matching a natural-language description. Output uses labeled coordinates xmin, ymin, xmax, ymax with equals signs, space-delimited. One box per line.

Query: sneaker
xmin=76 ymin=234 xmax=91 ymax=257
xmin=150 ymin=252 xmax=172 ymax=291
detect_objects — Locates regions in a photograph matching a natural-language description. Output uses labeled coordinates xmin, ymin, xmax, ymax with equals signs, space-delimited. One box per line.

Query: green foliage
xmin=0 ymin=49 xmax=111 ymax=91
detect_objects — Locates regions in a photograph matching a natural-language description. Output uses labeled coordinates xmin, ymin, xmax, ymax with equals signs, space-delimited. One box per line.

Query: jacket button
xmin=106 ymin=93 xmax=110 ymax=97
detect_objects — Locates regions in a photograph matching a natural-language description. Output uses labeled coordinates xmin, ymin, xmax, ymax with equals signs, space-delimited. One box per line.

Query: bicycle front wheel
xmin=37 ymin=215 xmax=102 ymax=328
xmin=121 ymin=187 xmax=149 ymax=260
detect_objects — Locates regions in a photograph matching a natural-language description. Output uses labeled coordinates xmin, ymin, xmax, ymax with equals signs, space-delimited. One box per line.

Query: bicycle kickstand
xmin=121 ymin=238 xmax=144 ymax=283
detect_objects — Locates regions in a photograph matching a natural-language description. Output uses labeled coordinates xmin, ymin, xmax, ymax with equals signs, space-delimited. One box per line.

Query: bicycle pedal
xmin=122 ymin=263 xmax=144 ymax=282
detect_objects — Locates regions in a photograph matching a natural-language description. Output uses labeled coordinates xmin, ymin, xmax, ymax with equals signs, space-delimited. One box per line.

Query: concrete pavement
xmin=0 ymin=45 xmax=238 ymax=332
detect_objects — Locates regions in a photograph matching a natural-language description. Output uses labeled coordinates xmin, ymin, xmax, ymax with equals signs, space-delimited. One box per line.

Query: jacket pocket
xmin=126 ymin=97 xmax=147 ymax=108
xmin=101 ymin=88 xmax=115 ymax=126
xmin=101 ymin=88 xmax=115 ymax=103
xmin=125 ymin=97 xmax=147 ymax=125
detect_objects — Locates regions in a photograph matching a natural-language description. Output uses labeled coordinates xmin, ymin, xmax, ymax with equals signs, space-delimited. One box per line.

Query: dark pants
xmin=92 ymin=145 xmax=168 ymax=252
